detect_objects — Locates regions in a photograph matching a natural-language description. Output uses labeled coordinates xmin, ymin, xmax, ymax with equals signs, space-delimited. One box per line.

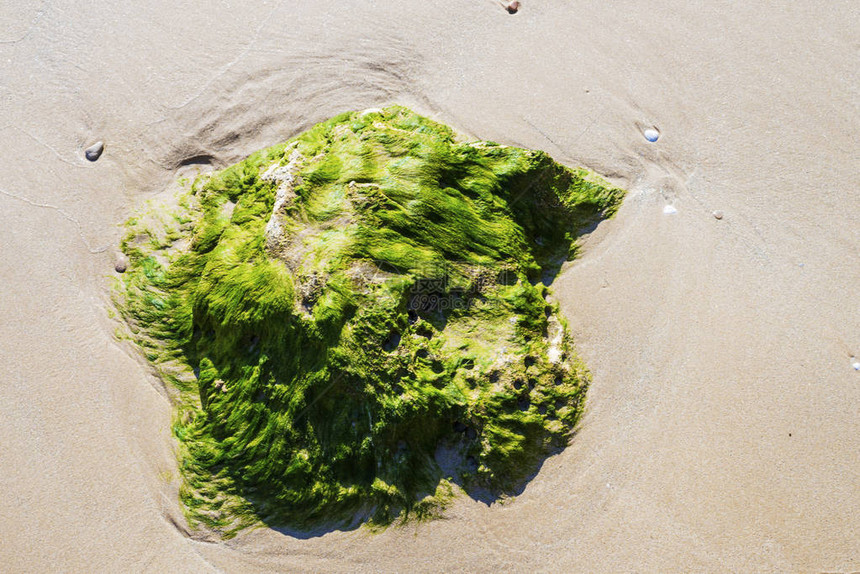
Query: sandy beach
xmin=1 ymin=1 xmax=858 ymax=571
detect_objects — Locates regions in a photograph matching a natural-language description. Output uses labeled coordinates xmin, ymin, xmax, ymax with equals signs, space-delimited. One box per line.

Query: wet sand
xmin=1 ymin=1 xmax=858 ymax=571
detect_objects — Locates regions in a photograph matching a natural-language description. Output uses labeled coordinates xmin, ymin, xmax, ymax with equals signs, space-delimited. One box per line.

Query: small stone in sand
xmin=643 ymin=128 xmax=660 ymax=142
xmin=507 ymin=1 xmax=520 ymax=14
xmin=85 ymin=141 xmax=104 ymax=161
xmin=663 ymin=205 xmax=677 ymax=215
xmin=852 ymin=360 xmax=860 ymax=371
xmin=713 ymin=210 xmax=724 ymax=220
xmin=114 ymin=255 xmax=128 ymax=273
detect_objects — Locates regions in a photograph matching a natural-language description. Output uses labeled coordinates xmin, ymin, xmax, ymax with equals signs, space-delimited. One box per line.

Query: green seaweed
xmin=114 ymin=106 xmax=624 ymax=537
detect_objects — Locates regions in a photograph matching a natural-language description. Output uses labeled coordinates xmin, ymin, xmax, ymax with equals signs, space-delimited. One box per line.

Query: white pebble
xmin=643 ymin=128 xmax=660 ymax=142
xmin=663 ymin=205 xmax=677 ymax=215
xmin=852 ymin=361 xmax=860 ymax=371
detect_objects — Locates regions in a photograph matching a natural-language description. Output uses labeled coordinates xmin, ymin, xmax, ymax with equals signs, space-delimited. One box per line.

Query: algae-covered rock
xmin=116 ymin=106 xmax=624 ymax=536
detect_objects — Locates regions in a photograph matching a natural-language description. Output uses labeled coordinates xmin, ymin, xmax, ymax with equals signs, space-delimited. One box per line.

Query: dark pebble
xmin=506 ymin=1 xmax=520 ymax=14
xmin=383 ymin=332 xmax=401 ymax=351
xmin=85 ymin=141 xmax=104 ymax=161
xmin=114 ymin=255 xmax=128 ymax=273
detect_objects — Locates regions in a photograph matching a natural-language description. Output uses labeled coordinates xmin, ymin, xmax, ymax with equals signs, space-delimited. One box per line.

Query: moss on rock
xmin=115 ymin=106 xmax=624 ymax=536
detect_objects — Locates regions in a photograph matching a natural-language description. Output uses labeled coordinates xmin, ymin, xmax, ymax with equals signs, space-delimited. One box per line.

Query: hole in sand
xmin=178 ymin=154 xmax=215 ymax=168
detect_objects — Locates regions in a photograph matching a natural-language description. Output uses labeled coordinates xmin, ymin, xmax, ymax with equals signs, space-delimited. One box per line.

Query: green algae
xmin=115 ymin=106 xmax=624 ymax=537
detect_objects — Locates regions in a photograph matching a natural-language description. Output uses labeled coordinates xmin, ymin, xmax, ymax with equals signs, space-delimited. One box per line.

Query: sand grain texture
xmin=1 ymin=1 xmax=858 ymax=572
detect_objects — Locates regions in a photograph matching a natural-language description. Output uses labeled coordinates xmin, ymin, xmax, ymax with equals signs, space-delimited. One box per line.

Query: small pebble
xmin=114 ymin=255 xmax=128 ymax=273
xmin=643 ymin=128 xmax=660 ymax=142
xmin=852 ymin=360 xmax=860 ymax=371
xmin=713 ymin=210 xmax=724 ymax=220
xmin=506 ymin=1 xmax=520 ymax=14
xmin=663 ymin=205 xmax=677 ymax=215
xmin=85 ymin=141 xmax=104 ymax=161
